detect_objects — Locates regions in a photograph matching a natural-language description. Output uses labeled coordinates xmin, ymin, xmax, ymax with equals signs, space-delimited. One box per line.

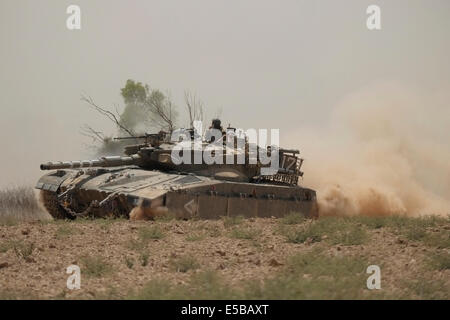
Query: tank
xmin=36 ymin=122 xmax=318 ymax=220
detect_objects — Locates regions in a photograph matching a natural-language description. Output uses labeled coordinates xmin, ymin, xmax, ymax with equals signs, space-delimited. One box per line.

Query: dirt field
xmin=1 ymin=209 xmax=449 ymax=299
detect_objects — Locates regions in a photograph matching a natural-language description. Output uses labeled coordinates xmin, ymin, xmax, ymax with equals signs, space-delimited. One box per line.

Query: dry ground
xmin=0 ymin=188 xmax=449 ymax=299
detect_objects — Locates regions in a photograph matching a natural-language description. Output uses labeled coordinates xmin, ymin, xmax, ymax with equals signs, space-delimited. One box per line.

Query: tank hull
xmin=36 ymin=167 xmax=318 ymax=220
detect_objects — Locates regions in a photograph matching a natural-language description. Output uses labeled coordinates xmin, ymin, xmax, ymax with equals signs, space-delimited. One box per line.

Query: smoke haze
xmin=287 ymin=82 xmax=450 ymax=216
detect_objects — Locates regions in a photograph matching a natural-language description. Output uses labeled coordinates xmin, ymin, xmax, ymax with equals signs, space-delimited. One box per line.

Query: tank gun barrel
xmin=114 ymin=132 xmax=168 ymax=147
xmin=40 ymin=155 xmax=141 ymax=170
xmin=114 ymin=133 xmax=165 ymax=141
xmin=114 ymin=135 xmax=148 ymax=140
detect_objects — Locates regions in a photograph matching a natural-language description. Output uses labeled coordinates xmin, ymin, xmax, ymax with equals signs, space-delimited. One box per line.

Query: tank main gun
xmin=113 ymin=133 xmax=158 ymax=141
xmin=114 ymin=131 xmax=168 ymax=147
xmin=40 ymin=155 xmax=142 ymax=170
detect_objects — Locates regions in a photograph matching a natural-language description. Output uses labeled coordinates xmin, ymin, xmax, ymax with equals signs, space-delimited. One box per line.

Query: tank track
xmin=40 ymin=190 xmax=73 ymax=220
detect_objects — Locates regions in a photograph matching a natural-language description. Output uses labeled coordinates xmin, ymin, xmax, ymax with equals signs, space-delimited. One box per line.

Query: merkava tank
xmin=36 ymin=120 xmax=318 ymax=220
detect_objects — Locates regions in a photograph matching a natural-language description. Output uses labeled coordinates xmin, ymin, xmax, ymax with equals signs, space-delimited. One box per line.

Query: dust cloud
xmin=289 ymin=82 xmax=450 ymax=217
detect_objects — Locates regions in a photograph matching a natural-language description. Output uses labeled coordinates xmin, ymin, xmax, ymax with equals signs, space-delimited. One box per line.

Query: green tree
xmin=81 ymin=79 xmax=182 ymax=156
xmin=119 ymin=79 xmax=177 ymax=133
xmin=121 ymin=79 xmax=147 ymax=105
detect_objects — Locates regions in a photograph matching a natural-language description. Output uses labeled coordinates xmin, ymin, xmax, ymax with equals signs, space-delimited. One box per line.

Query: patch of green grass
xmin=96 ymin=217 xmax=127 ymax=231
xmin=196 ymin=223 xmax=222 ymax=237
xmin=283 ymin=225 xmax=321 ymax=244
xmin=243 ymin=249 xmax=377 ymax=300
xmin=421 ymin=231 xmax=450 ymax=248
xmin=340 ymin=215 xmax=450 ymax=248
xmin=403 ymin=228 xmax=449 ymax=248
xmin=427 ymin=251 xmax=450 ymax=271
xmin=126 ymin=238 xmax=147 ymax=251
xmin=170 ymin=255 xmax=200 ymax=273
xmin=394 ymin=215 xmax=447 ymax=229
xmin=375 ymin=215 xmax=450 ymax=248
xmin=286 ymin=249 xmax=366 ymax=277
xmin=128 ymin=279 xmax=174 ymax=300
xmin=130 ymin=250 xmax=380 ymax=300
xmin=0 ymin=289 xmax=37 ymax=300
xmin=229 ymin=226 xmax=260 ymax=240
xmin=330 ymin=224 xmax=369 ymax=246
xmin=222 ymin=216 xmax=244 ymax=228
xmin=281 ymin=212 xmax=306 ymax=225
xmin=81 ymin=256 xmax=113 ymax=277
xmin=128 ymin=270 xmax=239 ymax=300
xmin=353 ymin=215 xmax=448 ymax=230
xmin=352 ymin=216 xmax=387 ymax=229
xmin=139 ymin=225 xmax=165 ymax=241
xmin=0 ymin=240 xmax=16 ymax=253
xmin=92 ymin=286 xmax=123 ymax=300
xmin=405 ymin=277 xmax=450 ymax=300
xmin=8 ymin=241 xmax=35 ymax=262
xmin=181 ymin=270 xmax=240 ymax=299
xmin=282 ymin=217 xmax=369 ymax=246
xmin=405 ymin=225 xmax=427 ymax=241
xmin=55 ymin=225 xmax=79 ymax=239
xmin=154 ymin=211 xmax=177 ymax=222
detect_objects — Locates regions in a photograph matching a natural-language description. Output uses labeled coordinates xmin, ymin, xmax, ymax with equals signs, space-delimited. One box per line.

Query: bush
xmin=380 ymin=215 xmax=450 ymax=248
xmin=139 ymin=225 xmax=165 ymax=241
xmin=282 ymin=217 xmax=369 ymax=246
xmin=12 ymin=241 xmax=35 ymax=262
xmin=281 ymin=212 xmax=306 ymax=225
xmin=244 ymin=250 xmax=372 ymax=299
xmin=81 ymin=256 xmax=113 ymax=277
xmin=55 ymin=225 xmax=79 ymax=239
xmin=131 ymin=250 xmax=375 ymax=300
xmin=428 ymin=251 xmax=450 ymax=271
xmin=128 ymin=270 xmax=239 ymax=300
xmin=406 ymin=277 xmax=450 ymax=300
xmin=170 ymin=255 xmax=200 ymax=273
xmin=222 ymin=216 xmax=244 ymax=228
xmin=230 ymin=227 xmax=260 ymax=240
xmin=128 ymin=279 xmax=173 ymax=299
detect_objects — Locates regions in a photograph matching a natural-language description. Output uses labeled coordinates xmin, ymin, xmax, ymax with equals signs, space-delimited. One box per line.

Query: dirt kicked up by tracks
xmin=0 ymin=213 xmax=449 ymax=300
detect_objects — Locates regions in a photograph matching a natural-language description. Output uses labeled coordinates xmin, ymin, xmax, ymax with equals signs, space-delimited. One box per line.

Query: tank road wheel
xmin=40 ymin=190 xmax=73 ymax=220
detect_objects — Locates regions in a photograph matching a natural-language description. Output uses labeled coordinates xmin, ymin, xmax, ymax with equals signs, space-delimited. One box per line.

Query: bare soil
xmin=0 ymin=214 xmax=449 ymax=300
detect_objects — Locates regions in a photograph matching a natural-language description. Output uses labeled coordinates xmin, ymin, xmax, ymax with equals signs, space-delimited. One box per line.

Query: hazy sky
xmin=0 ymin=0 xmax=449 ymax=187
